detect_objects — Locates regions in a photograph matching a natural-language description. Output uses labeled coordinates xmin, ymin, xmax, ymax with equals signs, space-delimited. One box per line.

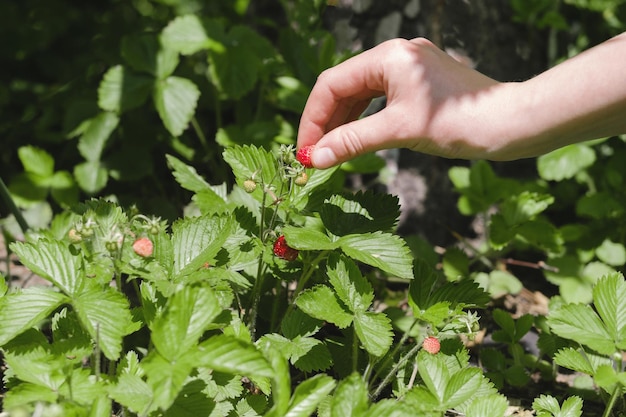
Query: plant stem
xmin=370 ymin=341 xmax=422 ymax=401
xmin=247 ymin=188 xmax=269 ymax=340
xmin=602 ymin=386 xmax=621 ymax=417
xmin=369 ymin=318 xmax=420 ymax=385
xmin=0 ymin=176 xmax=29 ymax=234
xmin=352 ymin=327 xmax=359 ymax=373
xmin=191 ymin=116 xmax=209 ymax=153
xmin=284 ymin=251 xmax=328 ymax=318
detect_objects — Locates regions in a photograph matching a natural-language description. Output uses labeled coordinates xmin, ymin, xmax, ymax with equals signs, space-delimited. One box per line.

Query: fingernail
xmin=313 ymin=147 xmax=338 ymax=168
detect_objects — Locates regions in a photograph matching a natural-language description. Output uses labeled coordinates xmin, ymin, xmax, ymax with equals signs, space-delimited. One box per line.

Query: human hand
xmin=296 ymin=37 xmax=511 ymax=168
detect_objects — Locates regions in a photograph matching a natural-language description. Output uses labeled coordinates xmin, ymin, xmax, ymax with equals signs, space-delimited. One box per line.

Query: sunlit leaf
xmin=353 ymin=311 xmax=393 ymax=357
xmin=537 ymin=143 xmax=596 ymax=181
xmin=151 ymin=285 xmax=222 ymax=361
xmin=338 ymin=232 xmax=414 ymax=280
xmin=10 ymin=239 xmax=84 ymax=296
xmin=98 ymin=65 xmax=153 ymax=113
xmin=154 ymin=76 xmax=200 ymax=137
xmin=73 ymin=286 xmax=134 ymax=360
xmin=295 ymin=285 xmax=353 ymax=329
xmin=0 ymin=288 xmax=68 ymax=346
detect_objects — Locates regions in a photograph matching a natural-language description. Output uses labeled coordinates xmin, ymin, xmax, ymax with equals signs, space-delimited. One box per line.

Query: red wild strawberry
xmin=273 ymin=235 xmax=299 ymax=261
xmin=133 ymin=237 xmax=154 ymax=257
xmin=296 ymin=145 xmax=315 ymax=168
xmin=422 ymin=336 xmax=440 ymax=354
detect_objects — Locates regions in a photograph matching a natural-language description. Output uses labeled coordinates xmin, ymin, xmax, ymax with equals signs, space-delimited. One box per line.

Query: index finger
xmin=296 ymin=48 xmax=387 ymax=148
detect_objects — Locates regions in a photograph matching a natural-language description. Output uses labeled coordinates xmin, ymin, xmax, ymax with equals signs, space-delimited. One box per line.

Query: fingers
xmin=297 ymin=46 xmax=387 ymax=149
xmin=310 ymin=108 xmax=406 ymax=169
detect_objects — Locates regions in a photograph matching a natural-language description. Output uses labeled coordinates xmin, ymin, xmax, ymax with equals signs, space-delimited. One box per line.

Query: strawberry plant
xmin=0 ymin=144 xmax=532 ymax=416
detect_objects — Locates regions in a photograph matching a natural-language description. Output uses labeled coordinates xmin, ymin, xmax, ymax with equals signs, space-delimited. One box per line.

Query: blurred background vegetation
xmin=0 ymin=0 xmax=625 ymax=235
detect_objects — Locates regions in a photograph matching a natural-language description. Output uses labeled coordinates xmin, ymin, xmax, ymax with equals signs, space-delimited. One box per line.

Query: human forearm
xmin=484 ymin=32 xmax=626 ymax=160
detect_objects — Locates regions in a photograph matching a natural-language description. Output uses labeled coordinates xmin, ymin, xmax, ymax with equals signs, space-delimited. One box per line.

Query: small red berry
xmin=273 ymin=235 xmax=299 ymax=261
xmin=296 ymin=146 xmax=315 ymax=168
xmin=133 ymin=237 xmax=154 ymax=258
xmin=422 ymin=336 xmax=440 ymax=354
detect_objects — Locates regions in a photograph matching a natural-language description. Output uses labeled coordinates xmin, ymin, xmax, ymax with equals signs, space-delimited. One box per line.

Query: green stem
xmin=352 ymin=327 xmax=359 ymax=373
xmin=284 ymin=251 xmax=329 ymax=318
xmin=0 ymin=176 xmax=29 ymax=234
xmin=191 ymin=116 xmax=209 ymax=153
xmin=247 ymin=188 xmax=269 ymax=340
xmin=370 ymin=341 xmax=422 ymax=401
xmin=369 ymin=318 xmax=420 ymax=385
xmin=602 ymin=386 xmax=621 ymax=417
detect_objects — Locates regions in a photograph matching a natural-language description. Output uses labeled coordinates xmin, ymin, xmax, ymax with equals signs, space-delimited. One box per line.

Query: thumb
xmin=311 ymin=110 xmax=400 ymax=169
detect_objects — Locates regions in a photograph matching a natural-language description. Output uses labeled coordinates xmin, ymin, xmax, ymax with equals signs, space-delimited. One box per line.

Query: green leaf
xmin=121 ymin=33 xmax=179 ymax=78
xmin=576 ymin=192 xmax=624 ymax=219
xmin=533 ymin=394 xmax=583 ymax=417
xmin=74 ymin=160 xmax=109 ymax=194
xmin=282 ymin=226 xmax=337 ymax=251
xmin=537 ymin=143 xmax=596 ymax=181
xmin=353 ymin=311 xmax=393 ymax=357
xmin=151 ymin=285 xmax=222 ymax=361
xmin=18 ymin=146 xmax=54 ymax=177
xmin=270 ymin=76 xmax=310 ymax=113
xmin=142 ymin=351 xmax=195 ymax=412
xmin=171 ymin=214 xmax=234 ymax=276
xmin=154 ymin=76 xmax=200 ymax=137
xmin=593 ymin=273 xmax=626 ymax=344
xmin=98 ymin=65 xmax=153 ymax=113
xmin=3 ymin=383 xmax=58 ymax=410
xmin=11 ymin=239 xmax=84 ymax=296
xmin=320 ymin=191 xmax=400 ymax=236
xmin=596 ymin=240 xmax=626 ymax=266
xmin=443 ymin=368 xmax=483 ymax=408
xmin=338 ymin=232 xmax=414 ymax=280
xmin=500 ymin=191 xmax=554 ymax=226
xmin=0 ymin=288 xmax=68 ymax=345
xmin=291 ymin=338 xmax=332 ymax=372
xmin=330 ymin=373 xmax=369 ymax=417
xmin=464 ymin=394 xmax=509 ymax=417
xmin=296 ymin=285 xmax=354 ymax=328
xmin=207 ymin=25 xmax=275 ymax=99
xmin=222 ymin=145 xmax=279 ymax=200
xmin=166 ymin=154 xmax=211 ymax=193
xmin=196 ymin=334 xmax=274 ymax=379
xmin=548 ymin=303 xmax=615 ymax=355
xmin=281 ymin=308 xmax=323 ymax=339
xmin=417 ymin=350 xmax=448 ymax=404
xmin=49 ymin=170 xmax=79 ymax=207
xmin=77 ymin=111 xmax=119 ymax=162
xmin=73 ymin=286 xmax=134 ymax=360
xmin=442 ymin=247 xmax=469 ymax=281
xmin=161 ymin=14 xmax=211 ymax=55
xmin=285 ymin=374 xmax=336 ymax=417
xmin=165 ymin=380 xmax=216 ymax=417
xmin=327 ymin=254 xmax=374 ymax=313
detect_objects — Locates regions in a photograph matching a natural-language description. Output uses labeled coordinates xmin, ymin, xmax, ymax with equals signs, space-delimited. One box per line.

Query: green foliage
xmin=1 ymin=0 xmax=349 ymax=223
xmin=3 ymin=1 xmax=626 ymax=415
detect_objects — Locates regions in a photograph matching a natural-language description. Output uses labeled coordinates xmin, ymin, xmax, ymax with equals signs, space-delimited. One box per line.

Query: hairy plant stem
xmin=247 ymin=188 xmax=269 ymax=340
xmin=369 ymin=318 xmax=420 ymax=385
xmin=370 ymin=337 xmax=422 ymax=401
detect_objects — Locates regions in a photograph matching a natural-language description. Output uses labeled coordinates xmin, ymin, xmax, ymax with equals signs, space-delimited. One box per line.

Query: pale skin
xmin=296 ymin=32 xmax=626 ymax=169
